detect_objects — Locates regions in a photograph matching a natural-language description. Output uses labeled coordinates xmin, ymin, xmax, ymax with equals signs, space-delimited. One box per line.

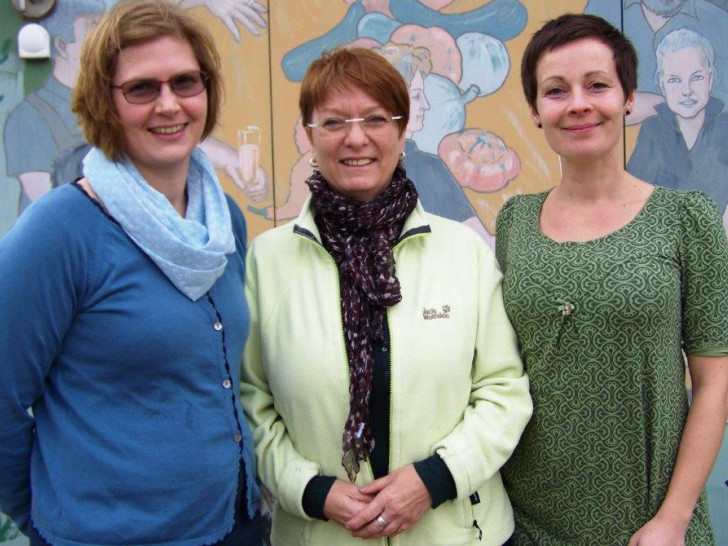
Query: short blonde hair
xmin=655 ymin=27 xmax=715 ymax=87
xmin=72 ymin=0 xmax=223 ymax=160
xmin=376 ymin=42 xmax=433 ymax=84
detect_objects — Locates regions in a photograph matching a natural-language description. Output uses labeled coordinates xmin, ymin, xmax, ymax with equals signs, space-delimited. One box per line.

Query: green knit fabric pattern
xmin=496 ymin=188 xmax=728 ymax=546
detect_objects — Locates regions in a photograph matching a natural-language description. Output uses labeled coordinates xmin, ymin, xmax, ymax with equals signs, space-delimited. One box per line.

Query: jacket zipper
xmin=384 ymin=231 xmax=427 ymax=546
xmin=296 ymin=225 xmax=429 ymax=546
xmin=294 ymin=226 xmax=353 ymax=477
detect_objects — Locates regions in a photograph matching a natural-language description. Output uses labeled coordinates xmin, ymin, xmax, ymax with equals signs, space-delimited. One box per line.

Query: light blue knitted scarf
xmin=83 ymin=147 xmax=235 ymax=301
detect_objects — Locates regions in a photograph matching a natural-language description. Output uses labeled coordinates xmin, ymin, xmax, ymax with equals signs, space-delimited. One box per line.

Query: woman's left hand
xmin=344 ymin=464 xmax=432 ymax=539
xmin=628 ymin=514 xmax=687 ymax=546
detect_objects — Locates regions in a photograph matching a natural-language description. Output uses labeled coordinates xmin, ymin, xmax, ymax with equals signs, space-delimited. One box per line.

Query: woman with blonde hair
xmin=0 ymin=1 xmax=261 ymax=544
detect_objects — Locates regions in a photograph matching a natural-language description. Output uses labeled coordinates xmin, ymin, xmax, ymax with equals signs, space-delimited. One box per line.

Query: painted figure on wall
xmin=378 ymin=42 xmax=494 ymax=244
xmin=2 ymin=0 xmax=268 ymax=218
xmin=584 ymin=0 xmax=728 ymax=124
xmin=627 ymin=27 xmax=728 ymax=212
xmin=3 ymin=0 xmax=105 ymax=213
xmin=584 ymin=2 xmax=728 ymax=224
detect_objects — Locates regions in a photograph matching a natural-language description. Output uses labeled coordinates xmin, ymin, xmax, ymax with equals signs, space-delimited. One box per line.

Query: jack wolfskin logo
xmin=423 ymin=305 xmax=450 ymax=320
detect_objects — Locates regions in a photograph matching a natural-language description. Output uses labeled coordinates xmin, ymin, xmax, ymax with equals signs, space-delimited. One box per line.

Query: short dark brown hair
xmin=72 ymin=0 xmax=223 ymax=160
xmin=521 ymin=13 xmax=638 ymax=112
xmin=299 ymin=47 xmax=410 ymax=136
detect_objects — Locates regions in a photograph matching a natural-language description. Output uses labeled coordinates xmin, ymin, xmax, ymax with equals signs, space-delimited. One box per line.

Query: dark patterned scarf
xmin=306 ymin=164 xmax=418 ymax=481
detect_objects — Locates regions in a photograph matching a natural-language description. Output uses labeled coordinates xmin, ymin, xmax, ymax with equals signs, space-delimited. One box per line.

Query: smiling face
xmin=111 ymin=35 xmax=207 ymax=183
xmin=307 ymin=85 xmax=405 ymax=201
xmin=406 ymin=71 xmax=430 ymax=137
xmin=660 ymin=46 xmax=712 ymax=120
xmin=532 ymin=38 xmax=633 ymax=164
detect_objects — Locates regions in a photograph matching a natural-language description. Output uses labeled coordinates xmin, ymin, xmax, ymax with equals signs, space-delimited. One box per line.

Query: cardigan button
xmin=213 ymin=321 xmax=223 ymax=331
xmin=233 ymin=433 xmax=243 ymax=443
xmin=222 ymin=379 xmax=232 ymax=389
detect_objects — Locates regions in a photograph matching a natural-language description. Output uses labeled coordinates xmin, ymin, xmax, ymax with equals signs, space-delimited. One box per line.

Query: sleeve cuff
xmin=413 ymin=454 xmax=457 ymax=509
xmin=302 ymin=475 xmax=336 ymax=520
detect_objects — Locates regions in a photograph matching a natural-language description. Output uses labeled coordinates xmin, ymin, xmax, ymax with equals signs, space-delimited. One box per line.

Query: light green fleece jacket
xmin=241 ymin=199 xmax=532 ymax=546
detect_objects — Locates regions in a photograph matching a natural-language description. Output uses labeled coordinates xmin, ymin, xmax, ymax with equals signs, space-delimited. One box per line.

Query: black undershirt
xmin=302 ymin=322 xmax=456 ymax=519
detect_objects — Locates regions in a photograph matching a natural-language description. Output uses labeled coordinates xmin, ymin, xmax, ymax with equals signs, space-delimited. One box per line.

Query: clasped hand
xmin=323 ymin=465 xmax=433 ymax=539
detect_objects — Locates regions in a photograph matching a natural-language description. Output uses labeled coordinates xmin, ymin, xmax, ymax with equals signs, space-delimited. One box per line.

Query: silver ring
xmin=376 ymin=515 xmax=387 ymax=527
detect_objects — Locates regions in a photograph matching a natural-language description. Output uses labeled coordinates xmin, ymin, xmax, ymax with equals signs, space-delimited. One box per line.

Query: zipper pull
xmin=472 ymin=519 xmax=483 ymax=541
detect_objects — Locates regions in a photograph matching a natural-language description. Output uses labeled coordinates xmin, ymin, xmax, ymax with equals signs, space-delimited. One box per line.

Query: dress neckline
xmin=535 ymin=185 xmax=660 ymax=246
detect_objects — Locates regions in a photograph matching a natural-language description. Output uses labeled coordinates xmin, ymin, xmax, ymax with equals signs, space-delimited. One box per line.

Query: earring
xmin=399 ymin=151 xmax=406 ymax=160
xmin=309 ymin=157 xmax=318 ymax=169
xmin=537 ymin=122 xmax=542 ymax=129
xmin=626 ymin=109 xmax=632 ymax=116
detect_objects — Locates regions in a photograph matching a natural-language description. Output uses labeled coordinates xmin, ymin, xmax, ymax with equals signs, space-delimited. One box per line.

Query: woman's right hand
xmin=323 ymin=479 xmax=373 ymax=526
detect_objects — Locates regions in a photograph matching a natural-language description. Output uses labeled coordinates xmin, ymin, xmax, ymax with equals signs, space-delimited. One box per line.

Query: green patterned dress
xmin=495 ymin=188 xmax=728 ymax=546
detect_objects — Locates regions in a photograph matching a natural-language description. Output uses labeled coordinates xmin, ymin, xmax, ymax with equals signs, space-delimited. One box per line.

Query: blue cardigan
xmin=0 ymin=184 xmax=259 ymax=546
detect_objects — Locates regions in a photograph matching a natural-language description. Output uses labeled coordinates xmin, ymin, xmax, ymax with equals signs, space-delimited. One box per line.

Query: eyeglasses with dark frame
xmin=111 ymin=71 xmax=209 ymax=104
xmin=306 ymin=114 xmax=403 ymax=139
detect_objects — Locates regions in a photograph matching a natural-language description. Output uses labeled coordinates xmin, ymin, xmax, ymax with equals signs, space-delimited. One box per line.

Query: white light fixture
xmin=18 ymin=23 xmax=51 ymax=59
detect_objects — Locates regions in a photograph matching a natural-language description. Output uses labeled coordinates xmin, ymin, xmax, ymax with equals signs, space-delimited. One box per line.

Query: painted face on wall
xmin=660 ymin=46 xmax=713 ymax=120
xmin=406 ymin=71 xmax=430 ymax=138
xmin=55 ymin=14 xmax=102 ymax=85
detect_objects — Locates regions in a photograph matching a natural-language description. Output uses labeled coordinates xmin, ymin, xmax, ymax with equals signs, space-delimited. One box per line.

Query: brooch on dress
xmin=556 ymin=298 xmax=575 ymax=349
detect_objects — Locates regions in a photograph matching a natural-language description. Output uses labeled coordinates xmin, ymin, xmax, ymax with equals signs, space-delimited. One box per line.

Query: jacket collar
xmin=293 ymin=196 xmax=432 ymax=245
xmin=625 ymin=0 xmax=697 ymax=20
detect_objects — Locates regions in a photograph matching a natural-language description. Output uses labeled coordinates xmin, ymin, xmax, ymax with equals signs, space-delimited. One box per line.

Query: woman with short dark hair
xmin=497 ymin=13 xmax=728 ymax=545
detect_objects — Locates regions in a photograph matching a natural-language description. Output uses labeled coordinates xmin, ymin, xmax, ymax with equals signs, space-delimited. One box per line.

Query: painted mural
xmin=1 ymin=0 xmax=727 ymax=544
